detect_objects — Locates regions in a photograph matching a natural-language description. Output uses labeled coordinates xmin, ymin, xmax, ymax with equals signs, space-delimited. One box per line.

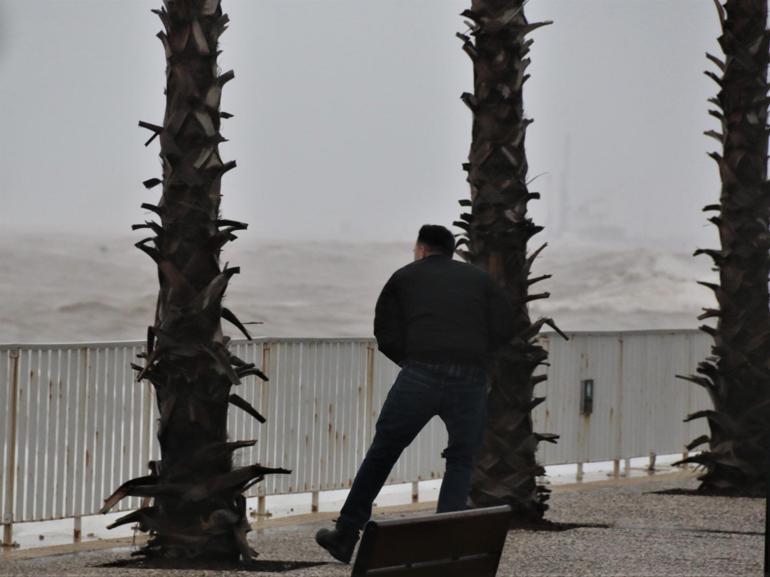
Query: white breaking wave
xmin=0 ymin=232 xmax=717 ymax=344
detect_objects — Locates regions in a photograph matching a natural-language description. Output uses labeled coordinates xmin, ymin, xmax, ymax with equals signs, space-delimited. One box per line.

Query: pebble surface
xmin=0 ymin=473 xmax=764 ymax=577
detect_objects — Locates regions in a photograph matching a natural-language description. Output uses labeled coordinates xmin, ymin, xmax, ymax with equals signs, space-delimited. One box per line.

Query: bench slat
xmin=363 ymin=553 xmax=500 ymax=577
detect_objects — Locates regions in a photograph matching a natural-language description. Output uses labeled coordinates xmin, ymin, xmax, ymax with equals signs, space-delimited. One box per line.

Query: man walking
xmin=315 ymin=224 xmax=515 ymax=563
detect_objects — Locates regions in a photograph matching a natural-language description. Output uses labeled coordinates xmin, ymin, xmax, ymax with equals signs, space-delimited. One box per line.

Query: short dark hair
xmin=417 ymin=225 xmax=455 ymax=256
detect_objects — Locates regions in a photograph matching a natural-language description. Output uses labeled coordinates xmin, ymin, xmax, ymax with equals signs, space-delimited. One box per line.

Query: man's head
xmin=414 ymin=225 xmax=455 ymax=261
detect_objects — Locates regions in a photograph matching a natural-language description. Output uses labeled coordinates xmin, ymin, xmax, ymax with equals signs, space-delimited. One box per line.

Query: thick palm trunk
xmin=679 ymin=0 xmax=770 ymax=495
xmin=100 ymin=0 xmax=288 ymax=561
xmin=457 ymin=0 xmax=559 ymax=522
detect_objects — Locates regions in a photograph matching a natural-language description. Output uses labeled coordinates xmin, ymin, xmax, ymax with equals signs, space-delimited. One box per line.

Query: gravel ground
xmin=0 ymin=472 xmax=764 ymax=577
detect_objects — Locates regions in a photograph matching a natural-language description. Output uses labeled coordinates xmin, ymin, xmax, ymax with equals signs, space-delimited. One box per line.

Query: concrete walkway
xmin=0 ymin=472 xmax=764 ymax=576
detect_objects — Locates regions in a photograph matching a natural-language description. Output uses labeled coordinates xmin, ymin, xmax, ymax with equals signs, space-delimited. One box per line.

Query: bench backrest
xmin=351 ymin=505 xmax=512 ymax=577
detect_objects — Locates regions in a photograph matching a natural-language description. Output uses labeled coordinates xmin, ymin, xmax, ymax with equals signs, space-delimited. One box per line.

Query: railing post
xmin=2 ymin=349 xmax=19 ymax=549
xmin=73 ymin=516 xmax=82 ymax=543
xmin=365 ymin=344 xmax=375 ymax=442
xmin=256 ymin=342 xmax=271 ymax=523
xmin=257 ymin=493 xmax=267 ymax=523
xmin=260 ymin=343 xmax=271 ymax=425
xmin=1 ymin=517 xmax=10 ymax=549
xmin=142 ymin=375 xmax=154 ymax=504
xmin=647 ymin=452 xmax=657 ymax=474
xmin=576 ymin=462 xmax=584 ymax=482
xmin=411 ymin=481 xmax=419 ymax=504
xmin=311 ymin=490 xmax=319 ymax=513
xmin=614 ymin=337 xmax=625 ymax=479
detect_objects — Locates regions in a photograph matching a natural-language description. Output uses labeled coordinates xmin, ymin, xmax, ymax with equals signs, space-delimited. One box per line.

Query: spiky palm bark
xmin=100 ymin=0 xmax=288 ymax=561
xmin=456 ymin=1 xmax=560 ymax=522
xmin=678 ymin=0 xmax=770 ymax=495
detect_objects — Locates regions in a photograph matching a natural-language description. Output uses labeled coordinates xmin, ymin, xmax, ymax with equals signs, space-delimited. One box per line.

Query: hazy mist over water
xmin=0 ymin=0 xmax=725 ymax=343
xmin=1 ymin=0 xmax=721 ymax=250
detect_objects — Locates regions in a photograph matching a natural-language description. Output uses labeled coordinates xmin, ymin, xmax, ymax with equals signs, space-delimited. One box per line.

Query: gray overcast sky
xmin=0 ymin=0 xmax=721 ymax=249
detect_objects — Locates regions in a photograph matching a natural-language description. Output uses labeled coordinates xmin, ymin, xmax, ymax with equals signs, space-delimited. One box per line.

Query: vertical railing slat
xmin=14 ymin=349 xmax=29 ymax=522
xmin=40 ymin=349 xmax=56 ymax=520
xmin=2 ymin=349 xmax=19 ymax=546
xmin=53 ymin=349 xmax=67 ymax=518
xmin=0 ymin=350 xmax=10 ymax=537
xmin=63 ymin=349 xmax=77 ymax=518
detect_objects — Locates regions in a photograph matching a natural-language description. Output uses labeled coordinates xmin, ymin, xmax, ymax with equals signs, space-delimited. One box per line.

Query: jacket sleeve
xmin=487 ymin=279 xmax=516 ymax=352
xmin=374 ymin=274 xmax=405 ymax=366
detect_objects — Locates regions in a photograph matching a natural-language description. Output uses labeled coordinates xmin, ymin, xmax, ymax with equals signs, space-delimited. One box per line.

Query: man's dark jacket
xmin=373 ymin=254 xmax=516 ymax=366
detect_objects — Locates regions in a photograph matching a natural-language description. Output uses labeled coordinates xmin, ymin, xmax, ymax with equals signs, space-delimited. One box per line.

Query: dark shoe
xmin=315 ymin=522 xmax=360 ymax=563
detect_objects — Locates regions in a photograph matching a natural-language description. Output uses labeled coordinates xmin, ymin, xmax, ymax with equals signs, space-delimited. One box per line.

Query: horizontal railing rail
xmin=0 ymin=331 xmax=710 ymax=546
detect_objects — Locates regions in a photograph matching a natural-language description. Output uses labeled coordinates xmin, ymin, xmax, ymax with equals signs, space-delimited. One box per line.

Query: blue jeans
xmin=338 ymin=361 xmax=487 ymax=530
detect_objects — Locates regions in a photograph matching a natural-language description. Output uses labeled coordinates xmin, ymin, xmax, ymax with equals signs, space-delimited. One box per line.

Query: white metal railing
xmin=0 ymin=331 xmax=710 ymax=546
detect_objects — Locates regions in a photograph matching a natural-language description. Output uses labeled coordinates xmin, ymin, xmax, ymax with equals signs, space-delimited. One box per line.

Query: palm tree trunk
xmin=457 ymin=0 xmax=559 ymax=522
xmin=99 ymin=0 xmax=288 ymax=561
xmin=679 ymin=0 xmax=770 ymax=495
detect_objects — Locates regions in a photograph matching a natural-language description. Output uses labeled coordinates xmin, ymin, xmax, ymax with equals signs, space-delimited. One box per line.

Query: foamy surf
xmin=0 ymin=232 xmax=717 ymax=344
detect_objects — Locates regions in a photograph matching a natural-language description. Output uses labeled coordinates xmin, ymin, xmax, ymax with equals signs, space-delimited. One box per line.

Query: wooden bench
xmin=351 ymin=505 xmax=512 ymax=577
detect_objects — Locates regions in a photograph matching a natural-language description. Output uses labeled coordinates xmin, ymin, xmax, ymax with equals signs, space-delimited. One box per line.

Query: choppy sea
xmin=0 ymin=232 xmax=716 ymax=344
